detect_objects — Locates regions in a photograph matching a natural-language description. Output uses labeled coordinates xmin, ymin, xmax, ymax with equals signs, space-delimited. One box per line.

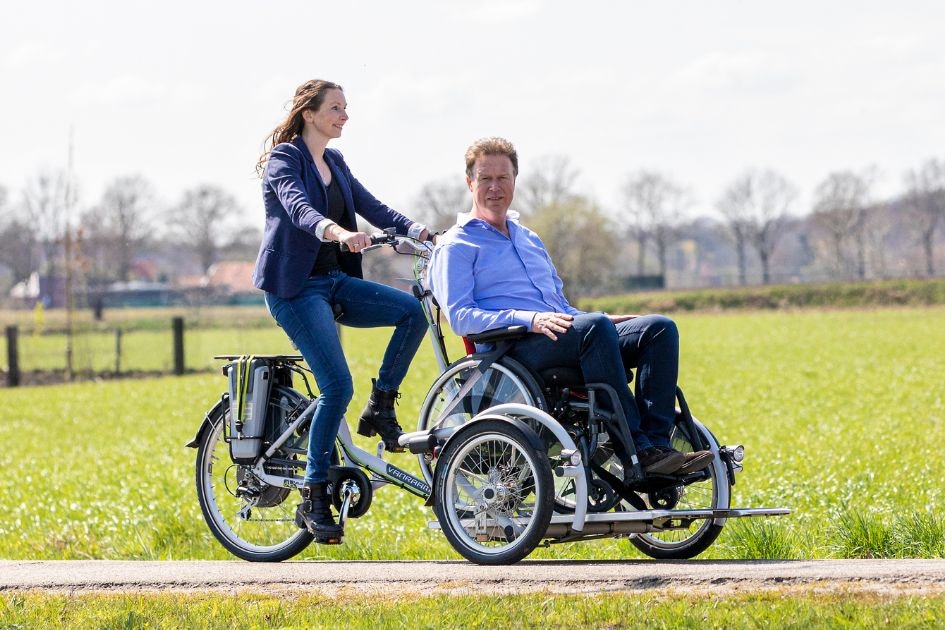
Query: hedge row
xmin=580 ymin=277 xmax=945 ymax=313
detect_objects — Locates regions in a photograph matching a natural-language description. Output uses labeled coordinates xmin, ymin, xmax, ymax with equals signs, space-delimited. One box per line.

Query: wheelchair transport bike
xmin=187 ymin=230 xmax=789 ymax=565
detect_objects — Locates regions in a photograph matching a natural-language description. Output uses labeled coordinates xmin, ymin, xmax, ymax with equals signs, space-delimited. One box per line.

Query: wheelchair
xmin=409 ymin=324 xmax=787 ymax=565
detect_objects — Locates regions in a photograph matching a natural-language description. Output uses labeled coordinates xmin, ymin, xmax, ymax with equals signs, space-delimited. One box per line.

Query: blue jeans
xmin=507 ymin=312 xmax=679 ymax=452
xmin=265 ymin=271 xmax=427 ymax=483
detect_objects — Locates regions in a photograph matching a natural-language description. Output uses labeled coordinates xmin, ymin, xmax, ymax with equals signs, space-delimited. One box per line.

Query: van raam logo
xmin=386 ymin=465 xmax=431 ymax=494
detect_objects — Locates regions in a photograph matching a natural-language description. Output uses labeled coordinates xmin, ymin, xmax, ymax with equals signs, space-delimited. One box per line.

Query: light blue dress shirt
xmin=429 ymin=211 xmax=584 ymax=336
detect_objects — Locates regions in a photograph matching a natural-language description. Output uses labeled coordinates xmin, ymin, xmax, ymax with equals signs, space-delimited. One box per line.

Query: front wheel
xmin=433 ymin=418 xmax=554 ymax=565
xmin=628 ymin=420 xmax=730 ymax=559
xmin=195 ymin=388 xmax=313 ymax=561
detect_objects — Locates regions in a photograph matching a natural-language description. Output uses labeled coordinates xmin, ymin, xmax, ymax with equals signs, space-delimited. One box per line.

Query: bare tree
xmin=811 ymin=170 xmax=876 ymax=279
xmin=618 ymin=171 xmax=688 ymax=279
xmin=412 ymin=177 xmax=468 ymax=233
xmin=903 ymin=158 xmax=945 ymax=277
xmin=528 ymin=196 xmax=617 ymax=299
xmin=21 ymin=168 xmax=74 ymax=275
xmin=0 ymin=185 xmax=39 ymax=285
xmin=81 ymin=175 xmax=155 ymax=282
xmin=517 ymin=154 xmax=580 ymax=216
xmin=716 ymin=181 xmax=752 ymax=285
xmin=173 ymin=185 xmax=242 ymax=272
xmin=718 ymin=169 xmax=797 ymax=285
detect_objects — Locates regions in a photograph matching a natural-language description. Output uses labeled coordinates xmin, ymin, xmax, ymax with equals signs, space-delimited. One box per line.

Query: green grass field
xmin=4 ymin=591 xmax=945 ymax=628
xmin=1 ymin=307 xmax=943 ymax=562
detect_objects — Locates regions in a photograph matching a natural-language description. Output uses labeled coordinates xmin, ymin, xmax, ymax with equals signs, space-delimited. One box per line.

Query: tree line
xmin=413 ymin=156 xmax=945 ymax=298
xmin=0 ymin=173 xmax=255 ymax=293
xmin=1 ymin=155 xmax=943 ymax=301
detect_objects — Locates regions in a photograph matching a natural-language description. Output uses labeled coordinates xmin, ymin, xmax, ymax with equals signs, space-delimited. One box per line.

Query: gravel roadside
xmin=3 ymin=559 xmax=945 ymax=596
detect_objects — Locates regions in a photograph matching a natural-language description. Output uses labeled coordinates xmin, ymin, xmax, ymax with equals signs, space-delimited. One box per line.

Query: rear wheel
xmin=433 ymin=419 xmax=553 ymax=565
xmin=195 ymin=386 xmax=314 ymax=561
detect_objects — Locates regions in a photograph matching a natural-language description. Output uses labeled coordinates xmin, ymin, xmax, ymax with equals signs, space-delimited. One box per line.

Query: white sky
xmin=2 ymin=1 xmax=944 ymax=228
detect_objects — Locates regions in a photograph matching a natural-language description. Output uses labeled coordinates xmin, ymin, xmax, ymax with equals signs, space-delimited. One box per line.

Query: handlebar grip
xmin=339 ymin=230 xmax=397 ymax=252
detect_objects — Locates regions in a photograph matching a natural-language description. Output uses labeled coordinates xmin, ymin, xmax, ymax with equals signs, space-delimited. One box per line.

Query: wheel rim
xmin=198 ymin=403 xmax=310 ymax=555
xmin=441 ymin=432 xmax=544 ymax=557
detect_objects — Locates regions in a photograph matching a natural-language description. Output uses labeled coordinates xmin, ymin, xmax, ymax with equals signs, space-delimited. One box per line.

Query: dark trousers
xmin=507 ymin=312 xmax=679 ymax=451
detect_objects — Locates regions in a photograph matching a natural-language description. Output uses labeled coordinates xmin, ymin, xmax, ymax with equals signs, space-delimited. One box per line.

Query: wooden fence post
xmin=5 ymin=326 xmax=19 ymax=387
xmin=115 ymin=329 xmax=123 ymax=375
xmin=172 ymin=317 xmax=185 ymax=376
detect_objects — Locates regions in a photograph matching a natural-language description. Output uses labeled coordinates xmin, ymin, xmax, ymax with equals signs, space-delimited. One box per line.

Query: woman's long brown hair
xmin=256 ymin=79 xmax=343 ymax=177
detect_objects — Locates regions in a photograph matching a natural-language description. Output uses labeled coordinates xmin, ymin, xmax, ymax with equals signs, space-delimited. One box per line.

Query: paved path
xmin=3 ymin=560 xmax=945 ymax=595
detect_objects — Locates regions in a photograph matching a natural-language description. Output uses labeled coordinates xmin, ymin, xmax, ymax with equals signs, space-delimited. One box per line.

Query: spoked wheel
xmin=433 ymin=418 xmax=554 ymax=565
xmin=628 ymin=420 xmax=730 ymax=559
xmin=417 ymin=357 xmax=543 ymax=484
xmin=195 ymin=386 xmax=314 ymax=561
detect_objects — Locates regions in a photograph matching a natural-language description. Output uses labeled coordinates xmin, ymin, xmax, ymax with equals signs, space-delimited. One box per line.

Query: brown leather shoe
xmin=638 ymin=447 xmax=685 ymax=475
xmin=670 ymin=448 xmax=714 ymax=474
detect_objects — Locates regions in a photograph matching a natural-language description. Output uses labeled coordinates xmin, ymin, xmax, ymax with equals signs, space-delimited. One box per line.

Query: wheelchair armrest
xmin=466 ymin=325 xmax=528 ymax=344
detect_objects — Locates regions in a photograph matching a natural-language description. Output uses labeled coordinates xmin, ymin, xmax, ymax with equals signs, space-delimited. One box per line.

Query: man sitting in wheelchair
xmin=429 ymin=137 xmax=712 ymax=477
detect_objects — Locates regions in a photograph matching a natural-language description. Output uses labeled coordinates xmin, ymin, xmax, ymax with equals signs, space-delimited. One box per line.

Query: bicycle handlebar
xmin=339 ymin=228 xmax=429 ymax=253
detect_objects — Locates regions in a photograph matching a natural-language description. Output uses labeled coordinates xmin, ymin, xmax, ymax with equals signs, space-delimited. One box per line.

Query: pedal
xmin=315 ymin=533 xmax=343 ymax=545
xmin=336 ymin=480 xmax=357 ymax=527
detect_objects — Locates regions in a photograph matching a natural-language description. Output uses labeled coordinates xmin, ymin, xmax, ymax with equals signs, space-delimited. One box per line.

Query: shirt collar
xmin=456 ymin=209 xmax=521 ymax=228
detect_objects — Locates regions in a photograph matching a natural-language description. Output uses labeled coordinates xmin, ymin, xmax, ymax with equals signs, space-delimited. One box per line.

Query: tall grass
xmin=1 ymin=307 xmax=943 ymax=560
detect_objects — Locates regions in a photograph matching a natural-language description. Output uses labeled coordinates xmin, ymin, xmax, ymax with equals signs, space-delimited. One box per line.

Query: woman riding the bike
xmin=253 ymin=79 xmax=434 ymax=544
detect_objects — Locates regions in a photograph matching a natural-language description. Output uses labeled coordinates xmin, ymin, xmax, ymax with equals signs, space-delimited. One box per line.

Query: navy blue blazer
xmin=253 ymin=137 xmax=415 ymax=298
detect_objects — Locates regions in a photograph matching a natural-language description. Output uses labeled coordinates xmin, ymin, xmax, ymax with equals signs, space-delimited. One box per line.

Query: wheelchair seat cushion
xmin=537 ymin=366 xmax=586 ymax=388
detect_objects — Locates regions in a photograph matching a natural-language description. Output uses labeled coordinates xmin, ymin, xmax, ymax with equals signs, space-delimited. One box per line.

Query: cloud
xmin=68 ymin=75 xmax=166 ymax=108
xmin=449 ymin=0 xmax=542 ymax=22
xmin=2 ymin=40 xmax=60 ymax=69
xmin=668 ymin=50 xmax=798 ymax=96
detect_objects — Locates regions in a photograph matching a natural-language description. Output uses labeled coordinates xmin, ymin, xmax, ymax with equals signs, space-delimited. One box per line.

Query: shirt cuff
xmin=408 ymin=222 xmax=428 ymax=240
xmin=511 ymin=310 xmax=538 ymax=330
xmin=314 ymin=219 xmax=339 ymax=242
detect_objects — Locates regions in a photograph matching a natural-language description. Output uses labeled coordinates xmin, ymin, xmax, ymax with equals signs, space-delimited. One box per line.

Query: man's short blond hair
xmin=465 ymin=137 xmax=519 ymax=178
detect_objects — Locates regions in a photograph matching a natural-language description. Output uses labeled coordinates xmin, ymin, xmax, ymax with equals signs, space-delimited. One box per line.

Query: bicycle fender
xmin=185 ymin=395 xmax=228 ymax=448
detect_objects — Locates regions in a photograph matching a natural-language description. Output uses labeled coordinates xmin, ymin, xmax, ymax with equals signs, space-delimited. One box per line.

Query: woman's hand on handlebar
xmin=327 ymin=225 xmax=372 ymax=252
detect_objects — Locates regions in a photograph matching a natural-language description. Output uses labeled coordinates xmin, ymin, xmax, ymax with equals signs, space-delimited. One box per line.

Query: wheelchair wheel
xmin=628 ymin=420 xmax=730 ymax=559
xmin=433 ymin=418 xmax=554 ymax=565
xmin=417 ymin=356 xmax=544 ymax=483
xmin=195 ymin=385 xmax=314 ymax=562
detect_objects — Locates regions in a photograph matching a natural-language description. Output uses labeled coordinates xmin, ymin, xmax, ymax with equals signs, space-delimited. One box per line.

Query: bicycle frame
xmin=247 ymin=234 xmax=444 ymax=500
xmin=248 ymin=393 xmax=433 ymax=499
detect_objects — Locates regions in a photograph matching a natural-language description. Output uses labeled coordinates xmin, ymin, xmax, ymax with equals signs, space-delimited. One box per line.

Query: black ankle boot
xmin=357 ymin=379 xmax=405 ymax=452
xmin=295 ymin=482 xmax=343 ymax=544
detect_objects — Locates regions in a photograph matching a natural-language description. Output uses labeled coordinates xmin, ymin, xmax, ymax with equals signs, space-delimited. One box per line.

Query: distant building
xmin=9 ymin=261 xmax=263 ymax=309
xmin=203 ymin=261 xmax=262 ymax=305
xmin=8 ymin=273 xmax=66 ymax=308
